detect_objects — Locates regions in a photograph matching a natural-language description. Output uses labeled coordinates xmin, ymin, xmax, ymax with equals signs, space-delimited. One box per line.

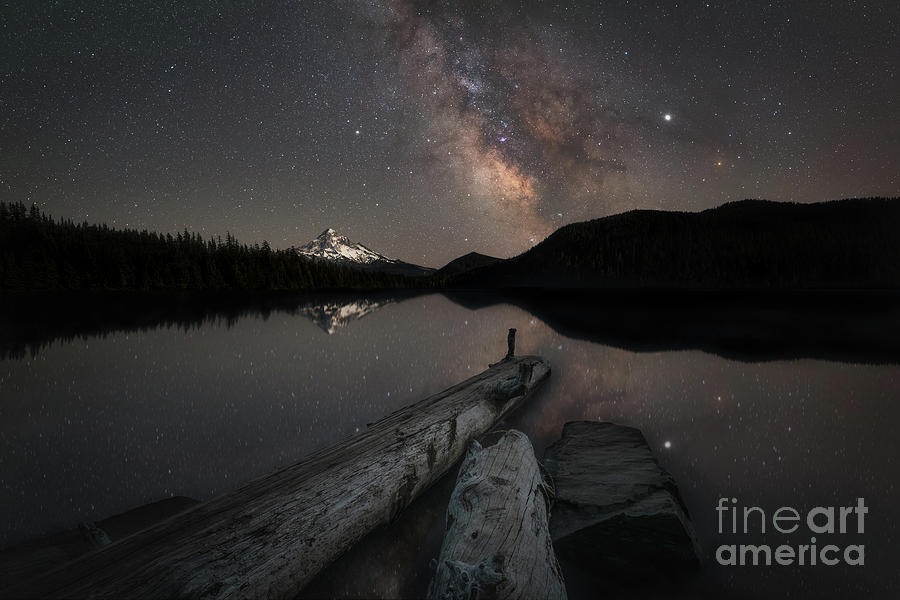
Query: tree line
xmin=0 ymin=202 xmax=420 ymax=291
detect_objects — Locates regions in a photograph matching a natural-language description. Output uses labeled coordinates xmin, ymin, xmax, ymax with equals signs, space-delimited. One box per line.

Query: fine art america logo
xmin=715 ymin=497 xmax=867 ymax=566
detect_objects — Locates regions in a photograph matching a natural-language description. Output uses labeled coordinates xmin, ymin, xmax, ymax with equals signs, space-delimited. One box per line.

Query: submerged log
xmin=10 ymin=355 xmax=550 ymax=599
xmin=77 ymin=522 xmax=111 ymax=550
xmin=428 ymin=430 xmax=567 ymax=600
xmin=541 ymin=421 xmax=700 ymax=582
xmin=0 ymin=497 xmax=200 ymax=591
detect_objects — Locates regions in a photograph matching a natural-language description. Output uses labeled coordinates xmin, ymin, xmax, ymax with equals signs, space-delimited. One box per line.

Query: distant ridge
xmin=435 ymin=252 xmax=502 ymax=277
xmin=446 ymin=197 xmax=900 ymax=290
xmin=5 ymin=198 xmax=899 ymax=292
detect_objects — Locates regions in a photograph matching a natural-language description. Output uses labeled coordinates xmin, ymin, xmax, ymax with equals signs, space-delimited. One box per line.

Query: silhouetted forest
xmin=449 ymin=198 xmax=900 ymax=289
xmin=5 ymin=198 xmax=900 ymax=293
xmin=0 ymin=203 xmax=420 ymax=291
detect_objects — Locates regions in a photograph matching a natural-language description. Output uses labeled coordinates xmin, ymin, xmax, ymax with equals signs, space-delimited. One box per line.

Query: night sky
xmin=2 ymin=1 xmax=897 ymax=266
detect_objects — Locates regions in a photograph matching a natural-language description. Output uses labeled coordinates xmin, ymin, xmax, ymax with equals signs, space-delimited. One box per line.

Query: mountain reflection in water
xmin=297 ymin=297 xmax=395 ymax=335
xmin=1 ymin=291 xmax=898 ymax=598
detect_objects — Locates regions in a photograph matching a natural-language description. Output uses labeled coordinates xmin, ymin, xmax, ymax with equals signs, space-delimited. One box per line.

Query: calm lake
xmin=1 ymin=292 xmax=898 ymax=598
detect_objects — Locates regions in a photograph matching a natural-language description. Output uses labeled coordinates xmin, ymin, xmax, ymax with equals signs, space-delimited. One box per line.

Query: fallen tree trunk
xmin=428 ymin=430 xmax=567 ymax=600
xmin=10 ymin=356 xmax=550 ymax=599
xmin=542 ymin=421 xmax=700 ymax=583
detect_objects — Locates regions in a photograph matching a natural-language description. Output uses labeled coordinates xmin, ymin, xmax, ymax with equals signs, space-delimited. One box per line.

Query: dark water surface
xmin=1 ymin=292 xmax=898 ymax=598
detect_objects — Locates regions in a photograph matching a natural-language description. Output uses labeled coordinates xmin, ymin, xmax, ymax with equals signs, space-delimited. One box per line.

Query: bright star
xmin=664 ymin=440 xmax=672 ymax=448
xmin=664 ymin=113 xmax=672 ymax=122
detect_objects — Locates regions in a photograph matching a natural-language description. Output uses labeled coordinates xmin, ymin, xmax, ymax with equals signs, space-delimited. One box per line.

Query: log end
xmin=429 ymin=429 xmax=567 ymax=600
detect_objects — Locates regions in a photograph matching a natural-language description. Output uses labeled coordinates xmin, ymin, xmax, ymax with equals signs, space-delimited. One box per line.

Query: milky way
xmin=2 ymin=1 xmax=897 ymax=265
xmin=363 ymin=1 xmax=642 ymax=244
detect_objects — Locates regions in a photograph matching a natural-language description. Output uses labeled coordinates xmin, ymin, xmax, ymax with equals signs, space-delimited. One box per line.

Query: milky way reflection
xmin=1 ymin=294 xmax=897 ymax=597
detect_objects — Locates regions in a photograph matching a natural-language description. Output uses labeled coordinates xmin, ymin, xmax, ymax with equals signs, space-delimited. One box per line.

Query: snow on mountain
xmin=296 ymin=228 xmax=400 ymax=266
xmin=295 ymin=228 xmax=436 ymax=277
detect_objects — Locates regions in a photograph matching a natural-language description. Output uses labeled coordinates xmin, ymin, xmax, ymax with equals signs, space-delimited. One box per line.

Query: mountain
xmin=435 ymin=252 xmax=502 ymax=278
xmin=297 ymin=228 xmax=392 ymax=265
xmin=296 ymin=229 xmax=434 ymax=277
xmin=446 ymin=197 xmax=900 ymax=290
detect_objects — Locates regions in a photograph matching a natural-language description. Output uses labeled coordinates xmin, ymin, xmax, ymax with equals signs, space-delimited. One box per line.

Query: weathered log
xmin=9 ymin=355 xmax=550 ymax=599
xmin=428 ymin=430 xmax=567 ymax=600
xmin=542 ymin=421 xmax=700 ymax=582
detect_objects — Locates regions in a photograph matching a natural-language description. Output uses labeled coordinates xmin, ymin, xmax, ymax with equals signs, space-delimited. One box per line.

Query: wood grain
xmin=429 ymin=430 xmax=567 ymax=600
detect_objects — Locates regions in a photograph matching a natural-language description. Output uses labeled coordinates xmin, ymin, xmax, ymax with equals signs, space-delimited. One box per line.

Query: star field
xmin=2 ymin=295 xmax=898 ymax=596
xmin=1 ymin=1 xmax=897 ymax=266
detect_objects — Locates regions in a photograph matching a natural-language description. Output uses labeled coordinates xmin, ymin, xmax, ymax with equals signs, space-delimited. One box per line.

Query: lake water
xmin=1 ymin=292 xmax=898 ymax=598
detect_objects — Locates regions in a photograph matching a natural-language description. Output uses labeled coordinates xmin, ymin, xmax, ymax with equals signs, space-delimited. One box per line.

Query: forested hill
xmin=0 ymin=203 xmax=419 ymax=292
xmin=447 ymin=197 xmax=900 ymax=290
xmin=6 ymin=198 xmax=900 ymax=293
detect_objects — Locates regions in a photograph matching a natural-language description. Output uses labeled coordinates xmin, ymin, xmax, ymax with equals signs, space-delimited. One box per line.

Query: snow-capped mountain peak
xmin=297 ymin=228 xmax=398 ymax=265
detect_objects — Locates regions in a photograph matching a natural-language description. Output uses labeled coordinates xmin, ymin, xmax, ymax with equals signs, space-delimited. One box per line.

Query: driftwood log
xmin=428 ymin=430 xmax=567 ymax=600
xmin=542 ymin=421 xmax=700 ymax=582
xmin=9 ymin=355 xmax=550 ymax=599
